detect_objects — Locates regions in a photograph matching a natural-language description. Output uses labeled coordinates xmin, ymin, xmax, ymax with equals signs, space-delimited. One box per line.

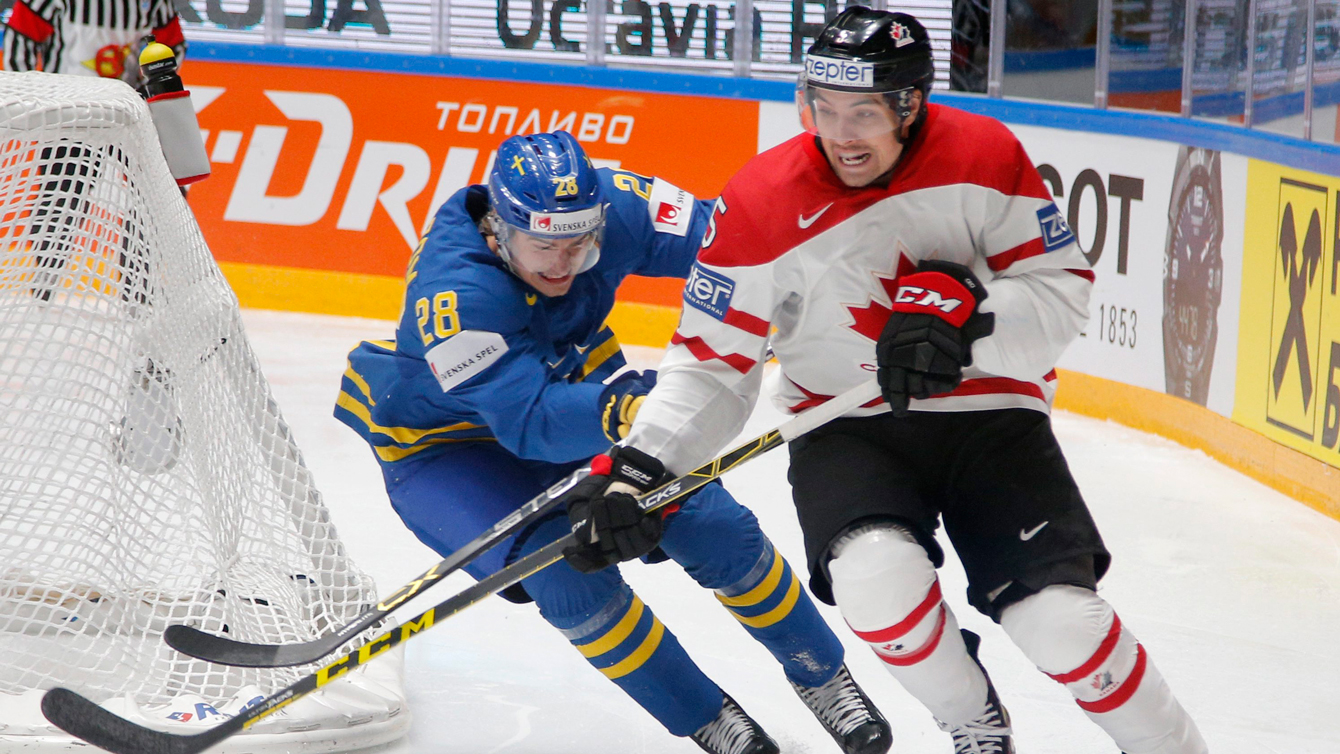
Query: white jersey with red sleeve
xmin=627 ymin=103 xmax=1093 ymax=474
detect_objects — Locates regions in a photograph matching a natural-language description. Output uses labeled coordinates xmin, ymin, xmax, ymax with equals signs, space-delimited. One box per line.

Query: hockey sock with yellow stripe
xmin=555 ymin=584 xmax=723 ymax=736
xmin=716 ymin=541 xmax=845 ymax=688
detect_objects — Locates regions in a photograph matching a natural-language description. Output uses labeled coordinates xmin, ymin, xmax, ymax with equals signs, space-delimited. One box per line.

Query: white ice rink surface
xmin=245 ymin=309 xmax=1340 ymax=754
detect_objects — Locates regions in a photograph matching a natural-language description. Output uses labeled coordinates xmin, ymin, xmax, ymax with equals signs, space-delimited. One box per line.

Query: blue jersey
xmin=336 ymin=168 xmax=712 ymax=466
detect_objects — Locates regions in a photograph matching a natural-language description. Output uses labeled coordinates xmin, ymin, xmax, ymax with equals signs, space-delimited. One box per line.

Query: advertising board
xmin=185 ymin=59 xmax=757 ymax=318
xmin=1235 ymin=159 xmax=1340 ymax=469
xmin=1019 ymin=126 xmax=1247 ymax=419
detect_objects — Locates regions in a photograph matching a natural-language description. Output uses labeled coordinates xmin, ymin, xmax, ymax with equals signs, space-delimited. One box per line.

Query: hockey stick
xmin=163 ymin=456 xmax=590 ymax=668
xmin=164 ymin=346 xmax=794 ymax=669
xmin=161 ymin=351 xmax=784 ymax=669
xmin=41 ymin=380 xmax=880 ymax=754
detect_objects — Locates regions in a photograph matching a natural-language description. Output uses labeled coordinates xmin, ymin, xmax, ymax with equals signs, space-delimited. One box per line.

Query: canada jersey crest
xmin=843 ymin=247 xmax=918 ymax=342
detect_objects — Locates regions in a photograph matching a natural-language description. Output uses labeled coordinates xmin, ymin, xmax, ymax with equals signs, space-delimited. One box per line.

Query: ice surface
xmin=245 ymin=309 xmax=1340 ymax=754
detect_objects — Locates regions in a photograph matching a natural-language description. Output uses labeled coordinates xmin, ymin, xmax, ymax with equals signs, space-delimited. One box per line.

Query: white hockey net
xmin=0 ymin=72 xmax=408 ymax=751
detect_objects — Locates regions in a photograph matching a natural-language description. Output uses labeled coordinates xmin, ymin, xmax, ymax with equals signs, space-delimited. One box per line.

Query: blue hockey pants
xmin=382 ymin=441 xmax=844 ymax=736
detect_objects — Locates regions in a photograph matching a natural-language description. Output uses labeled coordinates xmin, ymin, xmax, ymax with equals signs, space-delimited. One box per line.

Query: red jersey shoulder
xmin=703 ymin=134 xmax=903 ymax=267
xmin=699 ymin=134 xmax=836 ymax=267
xmin=924 ymin=104 xmax=1020 ymax=152
xmin=901 ymin=104 xmax=1050 ymax=201
xmin=720 ymin=134 xmax=820 ymax=211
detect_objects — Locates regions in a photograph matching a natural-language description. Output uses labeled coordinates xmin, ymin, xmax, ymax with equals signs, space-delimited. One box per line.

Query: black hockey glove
xmin=562 ymin=446 xmax=668 ymax=574
xmin=599 ymin=370 xmax=656 ymax=442
xmin=876 ymin=260 xmax=996 ymax=417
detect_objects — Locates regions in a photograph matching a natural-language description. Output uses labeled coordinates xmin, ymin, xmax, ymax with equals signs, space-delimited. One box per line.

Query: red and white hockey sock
xmin=1001 ymin=585 xmax=1207 ymax=754
xmin=828 ymin=524 xmax=988 ymax=725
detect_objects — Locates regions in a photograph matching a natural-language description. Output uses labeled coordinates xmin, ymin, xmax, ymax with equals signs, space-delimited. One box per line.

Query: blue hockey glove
xmin=876 ymin=260 xmax=995 ymax=417
xmin=599 ymin=370 xmax=656 ymax=442
xmin=562 ymin=446 xmax=667 ymax=574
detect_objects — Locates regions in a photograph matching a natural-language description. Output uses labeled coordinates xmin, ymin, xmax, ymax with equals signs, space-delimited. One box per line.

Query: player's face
xmin=507 ymin=231 xmax=598 ymax=297
xmin=813 ymin=91 xmax=904 ymax=187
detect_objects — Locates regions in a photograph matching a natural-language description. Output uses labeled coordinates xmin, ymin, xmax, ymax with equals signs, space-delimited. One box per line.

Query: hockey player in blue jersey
xmin=334 ymin=131 xmax=892 ymax=754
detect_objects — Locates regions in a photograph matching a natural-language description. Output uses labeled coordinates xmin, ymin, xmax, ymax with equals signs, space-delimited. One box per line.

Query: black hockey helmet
xmin=798 ymin=7 xmax=935 ymax=135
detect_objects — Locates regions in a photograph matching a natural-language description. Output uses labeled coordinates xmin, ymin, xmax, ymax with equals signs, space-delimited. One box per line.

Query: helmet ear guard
xmin=886 ymin=87 xmax=923 ymax=120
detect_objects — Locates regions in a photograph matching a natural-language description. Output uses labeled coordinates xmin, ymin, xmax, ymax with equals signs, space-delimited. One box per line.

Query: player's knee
xmin=526 ymin=560 xmax=626 ymax=627
xmin=1002 ymin=585 xmax=1153 ymax=713
xmin=827 ymin=523 xmax=937 ymax=631
xmin=999 ymin=584 xmax=1113 ymax=673
xmin=666 ymin=482 xmax=758 ymax=537
xmin=659 ymin=483 xmax=766 ymax=589
xmin=519 ymin=516 xmax=625 ymax=623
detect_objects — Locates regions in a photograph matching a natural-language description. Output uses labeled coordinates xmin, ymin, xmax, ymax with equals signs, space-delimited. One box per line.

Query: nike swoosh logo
xmin=798 ymin=203 xmax=834 ymax=229
xmin=1019 ymin=522 xmax=1049 ymax=541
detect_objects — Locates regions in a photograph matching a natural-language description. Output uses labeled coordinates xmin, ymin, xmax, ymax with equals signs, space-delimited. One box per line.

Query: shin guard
xmin=1001 ymin=585 xmax=1207 ymax=754
xmin=522 ymin=515 xmax=722 ymax=737
xmin=552 ymin=585 xmax=723 ymax=736
xmin=829 ymin=524 xmax=988 ymax=725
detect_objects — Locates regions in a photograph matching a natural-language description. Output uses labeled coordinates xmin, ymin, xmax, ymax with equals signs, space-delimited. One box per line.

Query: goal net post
xmin=0 ymin=71 xmax=408 ymax=752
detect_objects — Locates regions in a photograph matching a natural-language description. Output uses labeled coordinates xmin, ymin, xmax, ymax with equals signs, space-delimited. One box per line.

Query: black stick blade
xmin=40 ymin=688 xmax=222 ymax=754
xmin=163 ymin=624 xmax=329 ymax=667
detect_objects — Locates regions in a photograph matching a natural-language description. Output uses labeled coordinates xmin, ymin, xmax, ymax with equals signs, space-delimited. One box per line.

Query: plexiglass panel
xmin=1109 ymin=0 xmax=1186 ymax=114
xmin=1000 ymin=1 xmax=1098 ymax=105
xmin=1189 ymin=0 xmax=1249 ymax=120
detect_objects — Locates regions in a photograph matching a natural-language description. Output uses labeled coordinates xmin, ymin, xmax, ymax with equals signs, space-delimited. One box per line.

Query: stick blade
xmin=163 ymin=624 xmax=305 ymax=667
xmin=41 ymin=688 xmax=210 ymax=754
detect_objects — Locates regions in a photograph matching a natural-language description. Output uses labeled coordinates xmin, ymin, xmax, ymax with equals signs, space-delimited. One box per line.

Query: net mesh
xmin=0 ymin=71 xmax=379 ymax=708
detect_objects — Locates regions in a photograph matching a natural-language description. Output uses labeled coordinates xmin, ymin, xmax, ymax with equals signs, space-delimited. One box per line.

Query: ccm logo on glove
xmin=892 ymin=283 xmax=971 ymax=323
xmin=561 ymin=446 xmax=669 ymax=573
xmin=876 ymin=260 xmax=995 ymax=417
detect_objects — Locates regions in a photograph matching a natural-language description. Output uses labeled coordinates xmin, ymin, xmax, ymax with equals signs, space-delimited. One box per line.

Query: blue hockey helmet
xmin=487 ymin=131 xmax=606 ymax=277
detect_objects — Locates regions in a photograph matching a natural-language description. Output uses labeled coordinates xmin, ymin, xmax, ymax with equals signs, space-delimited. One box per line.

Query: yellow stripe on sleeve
xmin=372 ymin=437 xmax=496 ymax=463
xmin=344 ymin=363 xmax=376 ymax=406
xmin=336 ymin=391 xmax=483 ymax=445
xmin=579 ymin=334 xmax=623 ymax=379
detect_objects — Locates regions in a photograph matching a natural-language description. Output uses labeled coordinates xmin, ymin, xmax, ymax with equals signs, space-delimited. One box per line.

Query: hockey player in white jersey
xmin=563 ymin=8 xmax=1209 ymax=754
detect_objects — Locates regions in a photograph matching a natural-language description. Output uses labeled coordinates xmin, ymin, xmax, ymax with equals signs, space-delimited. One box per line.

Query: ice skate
xmin=691 ymin=693 xmax=779 ymax=754
xmin=936 ymin=630 xmax=1015 ymax=754
xmin=791 ymin=663 xmax=892 ymax=754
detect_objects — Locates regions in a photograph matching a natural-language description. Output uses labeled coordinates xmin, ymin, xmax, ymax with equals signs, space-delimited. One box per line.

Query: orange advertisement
xmin=183 ymin=60 xmax=759 ymax=322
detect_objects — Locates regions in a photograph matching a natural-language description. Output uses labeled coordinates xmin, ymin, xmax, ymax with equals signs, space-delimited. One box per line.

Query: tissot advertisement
xmin=1012 ymin=125 xmax=1245 ymax=419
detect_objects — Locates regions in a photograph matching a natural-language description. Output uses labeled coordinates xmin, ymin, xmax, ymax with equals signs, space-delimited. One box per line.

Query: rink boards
xmin=181 ymin=43 xmax=1340 ymax=517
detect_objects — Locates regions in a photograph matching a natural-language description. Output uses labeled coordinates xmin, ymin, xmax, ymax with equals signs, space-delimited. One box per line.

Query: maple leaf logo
xmin=844 ymin=250 xmax=917 ymax=342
